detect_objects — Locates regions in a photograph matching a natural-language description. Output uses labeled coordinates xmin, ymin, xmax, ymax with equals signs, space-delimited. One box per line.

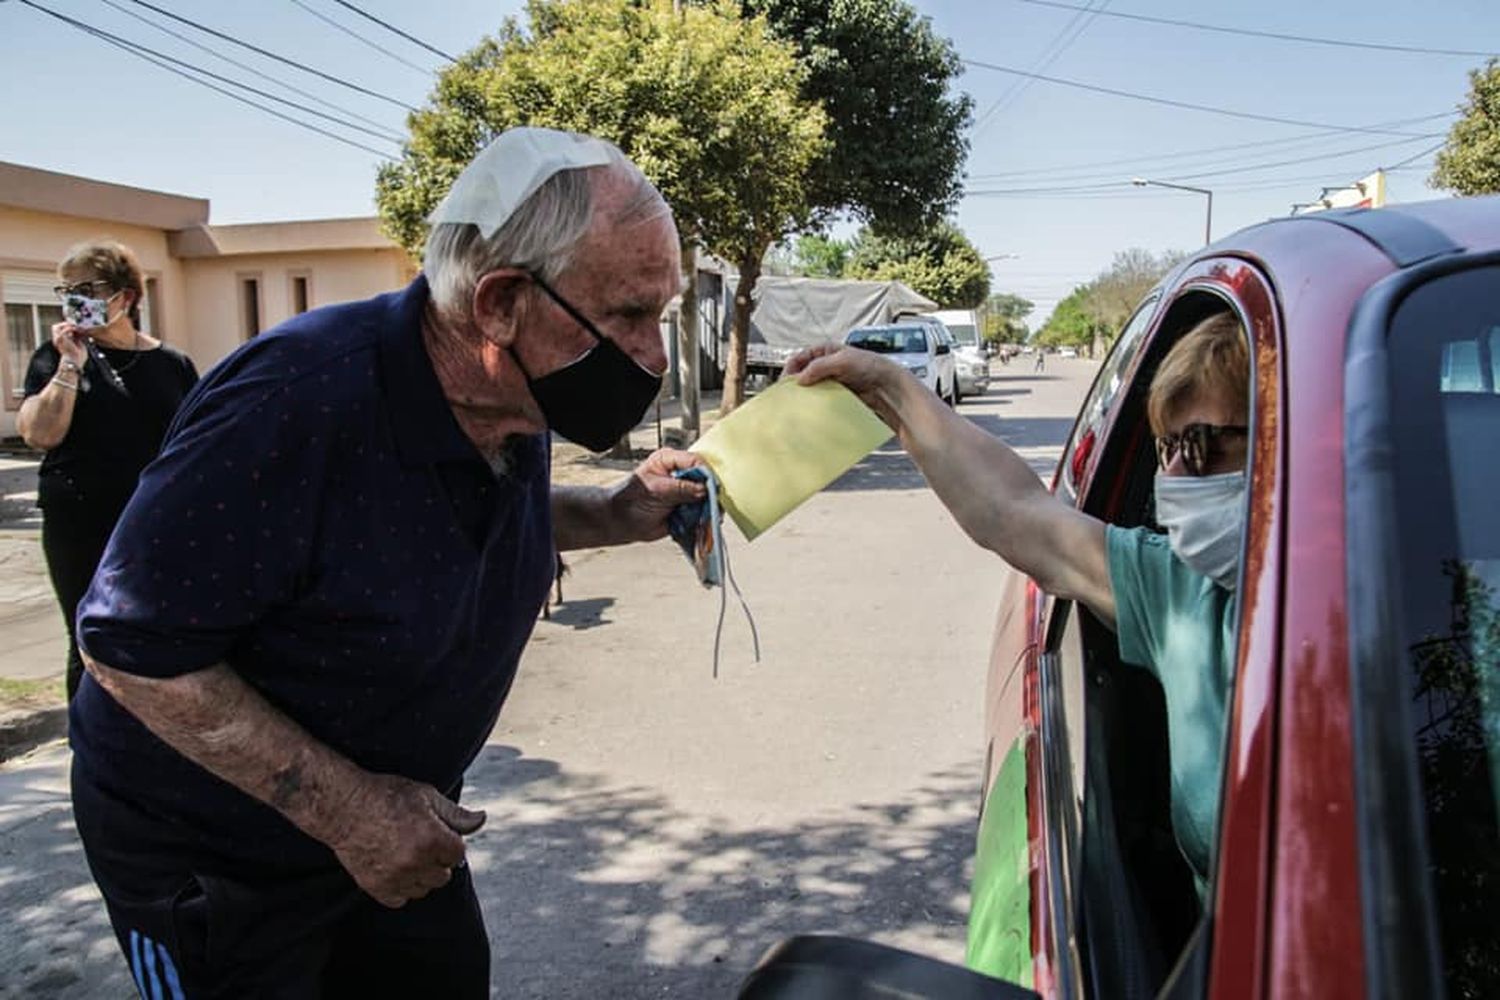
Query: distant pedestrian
xmin=1034 ymin=350 xmax=1046 ymax=372
xmin=69 ymin=128 xmax=703 ymax=997
xmin=15 ymin=240 xmax=197 ymax=700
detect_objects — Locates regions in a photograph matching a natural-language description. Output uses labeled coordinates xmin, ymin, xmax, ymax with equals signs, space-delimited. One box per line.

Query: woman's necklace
xmin=84 ymin=330 xmax=145 ymax=391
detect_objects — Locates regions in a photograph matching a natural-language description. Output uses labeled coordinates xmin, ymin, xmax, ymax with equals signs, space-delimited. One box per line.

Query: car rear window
xmin=847 ymin=327 xmax=928 ymax=354
xmin=1387 ymin=264 xmax=1500 ymax=997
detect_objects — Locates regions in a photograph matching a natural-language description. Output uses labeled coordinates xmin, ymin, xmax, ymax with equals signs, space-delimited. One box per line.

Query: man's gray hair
xmin=425 ymin=144 xmax=668 ymax=318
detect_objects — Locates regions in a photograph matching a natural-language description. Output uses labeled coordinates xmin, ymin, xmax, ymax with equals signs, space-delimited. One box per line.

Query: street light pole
xmin=1131 ymin=177 xmax=1213 ymax=246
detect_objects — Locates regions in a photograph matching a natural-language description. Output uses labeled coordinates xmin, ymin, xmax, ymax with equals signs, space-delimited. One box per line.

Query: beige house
xmin=0 ymin=161 xmax=414 ymax=439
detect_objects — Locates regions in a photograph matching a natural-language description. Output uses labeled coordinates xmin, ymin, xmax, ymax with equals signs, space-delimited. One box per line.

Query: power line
xmin=966 ymin=111 xmax=1457 ymax=181
xmin=961 ymin=57 xmax=1438 ymax=138
xmin=118 ymin=0 xmax=417 ymax=111
xmin=1388 ymin=141 xmax=1446 ymax=171
xmin=287 ymin=0 xmax=436 ymax=75
xmin=99 ymin=0 xmax=400 ymax=134
xmin=1015 ymin=0 xmax=1500 ymax=59
xmin=327 ymin=0 xmax=457 ymax=64
xmin=17 ymin=0 xmax=397 ymax=160
xmin=55 ymin=4 xmax=404 ymax=143
xmin=965 ymin=132 xmax=1440 ymax=192
xmin=972 ymin=0 xmax=1109 ymax=136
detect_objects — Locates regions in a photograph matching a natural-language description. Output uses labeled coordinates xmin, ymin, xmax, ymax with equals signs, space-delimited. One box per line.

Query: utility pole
xmin=1131 ymin=178 xmax=1213 ymax=246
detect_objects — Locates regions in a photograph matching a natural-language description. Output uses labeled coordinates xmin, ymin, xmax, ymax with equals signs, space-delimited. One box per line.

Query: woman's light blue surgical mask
xmin=1154 ymin=470 xmax=1246 ymax=590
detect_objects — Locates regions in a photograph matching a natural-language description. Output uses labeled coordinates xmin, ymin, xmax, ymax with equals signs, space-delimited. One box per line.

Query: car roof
xmin=1201 ymin=194 xmax=1500 ymax=283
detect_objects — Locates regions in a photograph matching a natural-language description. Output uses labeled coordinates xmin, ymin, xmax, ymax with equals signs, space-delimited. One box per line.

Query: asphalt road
xmin=0 ymin=358 xmax=1099 ymax=999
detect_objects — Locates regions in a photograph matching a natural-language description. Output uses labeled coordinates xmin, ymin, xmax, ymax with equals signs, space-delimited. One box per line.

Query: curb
xmin=0 ymin=705 xmax=67 ymax=764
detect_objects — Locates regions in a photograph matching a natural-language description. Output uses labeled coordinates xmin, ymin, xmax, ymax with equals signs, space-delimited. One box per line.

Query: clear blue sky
xmin=2 ymin=0 xmax=1495 ymax=325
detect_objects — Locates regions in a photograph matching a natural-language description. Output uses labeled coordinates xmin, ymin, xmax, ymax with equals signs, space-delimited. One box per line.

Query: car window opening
xmin=1064 ymin=288 xmax=1255 ymax=997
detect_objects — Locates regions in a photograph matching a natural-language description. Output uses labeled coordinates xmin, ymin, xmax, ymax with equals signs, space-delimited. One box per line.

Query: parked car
xmin=1057 ymin=347 xmax=1078 ymax=359
xmin=740 ymin=196 xmax=1500 ymax=999
xmin=845 ymin=321 xmax=959 ymax=406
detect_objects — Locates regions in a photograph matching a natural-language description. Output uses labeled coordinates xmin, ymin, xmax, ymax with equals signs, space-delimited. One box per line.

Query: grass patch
xmin=0 ymin=675 xmax=65 ymax=712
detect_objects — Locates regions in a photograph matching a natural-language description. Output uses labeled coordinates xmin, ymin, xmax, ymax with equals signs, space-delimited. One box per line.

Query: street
xmin=0 ymin=359 xmax=1098 ymax=999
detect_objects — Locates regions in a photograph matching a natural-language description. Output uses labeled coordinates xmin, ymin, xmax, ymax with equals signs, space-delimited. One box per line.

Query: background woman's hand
xmin=50 ymin=321 xmax=88 ymax=368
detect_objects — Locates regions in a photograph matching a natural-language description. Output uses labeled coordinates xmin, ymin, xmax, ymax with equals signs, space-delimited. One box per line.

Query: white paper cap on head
xmin=426 ymin=127 xmax=616 ymax=239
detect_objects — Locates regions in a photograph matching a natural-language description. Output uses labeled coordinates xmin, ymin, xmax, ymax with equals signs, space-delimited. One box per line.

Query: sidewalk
xmin=0 ymin=394 xmax=721 ymax=759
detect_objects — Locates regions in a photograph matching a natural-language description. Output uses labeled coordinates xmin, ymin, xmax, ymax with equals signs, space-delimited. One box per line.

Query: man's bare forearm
xmin=552 ymin=484 xmax=626 ymax=551
xmin=83 ymin=656 xmax=365 ymax=847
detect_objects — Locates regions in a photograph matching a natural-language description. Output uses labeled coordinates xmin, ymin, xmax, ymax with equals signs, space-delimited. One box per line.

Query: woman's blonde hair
xmin=58 ymin=239 xmax=145 ymax=329
xmin=1147 ymin=311 xmax=1249 ymax=436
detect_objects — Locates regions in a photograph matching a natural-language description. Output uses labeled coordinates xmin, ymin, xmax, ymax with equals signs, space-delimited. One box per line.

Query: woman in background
xmin=17 ymin=240 xmax=198 ymax=700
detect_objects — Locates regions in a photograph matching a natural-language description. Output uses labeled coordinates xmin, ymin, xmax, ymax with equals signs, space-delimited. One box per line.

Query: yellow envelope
xmin=691 ymin=379 xmax=894 ymax=541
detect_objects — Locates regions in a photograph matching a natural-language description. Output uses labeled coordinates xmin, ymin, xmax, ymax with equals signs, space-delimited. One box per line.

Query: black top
xmin=73 ymin=276 xmax=556 ymax=876
xmin=23 ymin=339 xmax=199 ymax=511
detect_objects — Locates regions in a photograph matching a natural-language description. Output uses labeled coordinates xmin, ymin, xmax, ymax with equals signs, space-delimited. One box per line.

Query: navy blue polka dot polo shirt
xmin=72 ymin=275 xmax=556 ymax=873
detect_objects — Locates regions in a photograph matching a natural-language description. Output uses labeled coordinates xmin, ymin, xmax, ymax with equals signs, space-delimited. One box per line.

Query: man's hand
xmin=328 ymin=773 xmax=486 ymax=909
xmin=784 ymin=344 xmax=909 ymax=431
xmin=607 ymin=448 xmax=706 ymax=543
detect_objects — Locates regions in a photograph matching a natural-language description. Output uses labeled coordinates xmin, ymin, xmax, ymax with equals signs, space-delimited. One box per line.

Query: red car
xmin=741 ymin=197 xmax=1500 ymax=1000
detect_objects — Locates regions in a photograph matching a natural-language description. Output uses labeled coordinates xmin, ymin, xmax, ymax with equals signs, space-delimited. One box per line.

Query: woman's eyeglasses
xmin=53 ymin=280 xmax=115 ymax=300
xmin=1155 ymin=423 xmax=1249 ymax=476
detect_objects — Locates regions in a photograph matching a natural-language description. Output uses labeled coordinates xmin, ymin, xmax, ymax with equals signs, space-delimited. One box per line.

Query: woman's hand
xmin=50 ymin=321 xmax=88 ymax=368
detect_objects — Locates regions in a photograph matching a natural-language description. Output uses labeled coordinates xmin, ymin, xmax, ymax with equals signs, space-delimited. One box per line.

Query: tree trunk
xmin=721 ymin=247 xmax=764 ymax=414
xmin=677 ymin=241 xmax=701 ymax=440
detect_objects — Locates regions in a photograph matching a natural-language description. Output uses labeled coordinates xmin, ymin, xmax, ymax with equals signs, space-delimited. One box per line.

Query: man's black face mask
xmin=514 ymin=274 xmax=662 ymax=452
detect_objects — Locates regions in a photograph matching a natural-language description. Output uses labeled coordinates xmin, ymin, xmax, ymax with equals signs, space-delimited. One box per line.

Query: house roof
xmin=168 ymin=217 xmax=396 ymax=258
xmin=0 ymin=160 xmax=209 ymax=231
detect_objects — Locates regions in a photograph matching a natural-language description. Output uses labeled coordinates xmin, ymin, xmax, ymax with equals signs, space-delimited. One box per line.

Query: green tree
xmin=1036 ymin=285 xmax=1101 ymax=350
xmin=982 ymin=292 xmax=1033 ymax=345
xmin=1433 ymin=60 xmax=1500 ymax=195
xmin=373 ymin=0 xmax=827 ymax=414
xmin=845 ymin=221 xmax=990 ymax=307
xmin=1085 ymin=247 xmax=1183 ymax=353
xmin=739 ymin=0 xmax=973 ymax=235
xmin=766 ymin=233 xmax=851 ymax=277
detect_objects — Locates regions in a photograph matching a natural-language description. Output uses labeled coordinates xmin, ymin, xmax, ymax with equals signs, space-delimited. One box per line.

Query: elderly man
xmin=70 ymin=128 xmax=701 ymax=998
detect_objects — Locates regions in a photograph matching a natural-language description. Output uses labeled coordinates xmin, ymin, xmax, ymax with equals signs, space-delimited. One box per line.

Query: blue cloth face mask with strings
xmin=667 ymin=466 xmax=759 ymax=676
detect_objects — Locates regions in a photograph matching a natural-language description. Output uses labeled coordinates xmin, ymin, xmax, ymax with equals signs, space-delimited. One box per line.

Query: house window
xmin=241 ymin=277 xmax=262 ymax=339
xmin=5 ymin=301 xmax=64 ymax=402
xmin=291 ymin=274 xmax=310 ymax=315
xmin=142 ymin=277 xmax=162 ymax=338
xmin=4 ymin=271 xmax=66 ymax=405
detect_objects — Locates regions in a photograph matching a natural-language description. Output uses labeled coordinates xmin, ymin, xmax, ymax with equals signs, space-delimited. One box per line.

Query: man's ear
xmin=472 ymin=269 xmax=533 ymax=347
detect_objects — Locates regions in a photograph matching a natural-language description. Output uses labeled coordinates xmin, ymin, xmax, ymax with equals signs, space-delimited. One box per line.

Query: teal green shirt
xmin=1106 ymin=525 xmax=1237 ymax=893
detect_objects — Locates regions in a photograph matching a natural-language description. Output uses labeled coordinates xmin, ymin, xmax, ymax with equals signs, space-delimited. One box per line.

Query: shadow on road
xmin=465 ymin=745 xmax=979 ymax=997
xmin=825 ymin=412 xmax=1079 ymax=492
xmin=0 ymin=745 xmax=979 ymax=998
xmin=547 ymin=597 xmax=616 ymax=631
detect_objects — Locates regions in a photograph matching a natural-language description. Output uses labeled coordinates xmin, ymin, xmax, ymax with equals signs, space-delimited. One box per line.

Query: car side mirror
xmin=935 ymin=343 xmax=951 ymax=355
xmin=737 ymin=935 xmax=1041 ymax=1000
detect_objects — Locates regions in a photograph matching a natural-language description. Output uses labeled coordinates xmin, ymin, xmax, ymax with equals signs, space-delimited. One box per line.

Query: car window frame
xmin=1343 ymin=250 xmax=1500 ymax=1000
xmin=1065 ymin=273 xmax=1275 ymax=998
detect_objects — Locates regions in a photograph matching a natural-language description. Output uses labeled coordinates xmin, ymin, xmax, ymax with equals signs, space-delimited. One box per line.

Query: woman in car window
xmin=788 ymin=312 xmax=1247 ymax=896
xmin=16 ymin=240 xmax=199 ymax=700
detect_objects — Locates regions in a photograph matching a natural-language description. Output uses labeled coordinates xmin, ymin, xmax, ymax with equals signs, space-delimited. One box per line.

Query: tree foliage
xmin=372 ymin=0 xmax=827 ymax=413
xmin=1037 ymin=248 xmax=1182 ymax=351
xmin=765 ymin=234 xmax=852 ymax=277
xmin=982 ymin=292 xmax=1033 ymax=345
xmin=1433 ymin=60 xmax=1500 ymax=196
xmin=844 ymin=222 xmax=990 ymax=308
xmin=739 ymin=0 xmax=973 ymax=235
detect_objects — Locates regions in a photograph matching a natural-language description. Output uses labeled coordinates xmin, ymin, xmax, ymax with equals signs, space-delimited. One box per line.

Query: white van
xmin=927 ymin=309 xmax=990 ymax=396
